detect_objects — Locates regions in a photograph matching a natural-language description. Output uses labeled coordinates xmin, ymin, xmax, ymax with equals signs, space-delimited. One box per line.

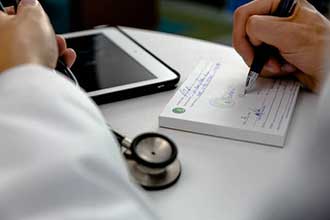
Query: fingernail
xmin=281 ymin=64 xmax=297 ymax=73
xmin=20 ymin=0 xmax=38 ymax=6
xmin=265 ymin=63 xmax=277 ymax=73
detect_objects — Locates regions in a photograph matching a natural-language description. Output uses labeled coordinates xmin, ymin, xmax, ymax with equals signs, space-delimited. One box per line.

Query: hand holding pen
xmin=0 ymin=0 xmax=76 ymax=75
xmin=243 ymin=0 xmax=297 ymax=94
xmin=233 ymin=0 xmax=330 ymax=93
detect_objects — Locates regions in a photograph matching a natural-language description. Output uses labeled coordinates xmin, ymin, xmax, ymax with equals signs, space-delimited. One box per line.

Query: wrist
xmin=0 ymin=55 xmax=57 ymax=73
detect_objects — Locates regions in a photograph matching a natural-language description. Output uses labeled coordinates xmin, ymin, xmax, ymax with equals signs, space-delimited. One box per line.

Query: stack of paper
xmin=159 ymin=58 xmax=300 ymax=147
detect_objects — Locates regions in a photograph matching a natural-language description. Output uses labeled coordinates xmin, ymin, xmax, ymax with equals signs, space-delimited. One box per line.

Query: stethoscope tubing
xmin=55 ymin=61 xmax=181 ymax=188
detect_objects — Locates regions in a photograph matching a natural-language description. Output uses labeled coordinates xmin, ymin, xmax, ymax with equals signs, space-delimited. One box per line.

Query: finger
xmin=17 ymin=0 xmax=43 ymax=17
xmin=259 ymin=57 xmax=282 ymax=77
xmin=261 ymin=68 xmax=296 ymax=79
xmin=56 ymin=35 xmax=67 ymax=56
xmin=56 ymin=36 xmax=76 ymax=67
xmin=0 ymin=10 xmax=10 ymax=24
xmin=233 ymin=0 xmax=281 ymax=65
xmin=5 ymin=6 xmax=15 ymax=15
xmin=0 ymin=10 xmax=7 ymax=17
xmin=16 ymin=0 xmax=56 ymax=45
xmin=294 ymin=72 xmax=320 ymax=93
xmin=261 ymin=58 xmax=299 ymax=77
xmin=264 ymin=57 xmax=281 ymax=74
xmin=62 ymin=49 xmax=76 ymax=68
xmin=233 ymin=35 xmax=255 ymax=66
xmin=281 ymin=63 xmax=297 ymax=73
xmin=246 ymin=14 xmax=301 ymax=53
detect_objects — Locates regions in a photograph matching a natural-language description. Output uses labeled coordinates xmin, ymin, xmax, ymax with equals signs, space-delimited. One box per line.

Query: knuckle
xmin=246 ymin=15 xmax=258 ymax=29
xmin=246 ymin=18 xmax=253 ymax=35
xmin=233 ymin=5 xmax=246 ymax=21
xmin=246 ymin=15 xmax=261 ymax=36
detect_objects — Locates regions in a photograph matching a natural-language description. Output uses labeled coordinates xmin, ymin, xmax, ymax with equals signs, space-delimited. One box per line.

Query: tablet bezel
xmin=62 ymin=27 xmax=179 ymax=99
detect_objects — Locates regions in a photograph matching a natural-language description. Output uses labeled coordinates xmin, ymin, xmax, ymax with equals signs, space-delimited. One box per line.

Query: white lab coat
xmin=2 ymin=64 xmax=330 ymax=220
xmin=0 ymin=65 xmax=157 ymax=220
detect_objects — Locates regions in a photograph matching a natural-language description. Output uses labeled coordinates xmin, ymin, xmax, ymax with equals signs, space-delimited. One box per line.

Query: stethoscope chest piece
xmin=121 ymin=133 xmax=181 ymax=190
xmin=127 ymin=158 xmax=181 ymax=190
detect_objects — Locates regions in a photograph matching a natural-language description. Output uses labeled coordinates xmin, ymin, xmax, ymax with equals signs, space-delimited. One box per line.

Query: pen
xmin=244 ymin=0 xmax=297 ymax=94
xmin=0 ymin=1 xmax=6 ymax=12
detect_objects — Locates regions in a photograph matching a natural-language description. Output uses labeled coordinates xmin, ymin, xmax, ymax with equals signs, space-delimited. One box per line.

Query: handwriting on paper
xmin=209 ymin=86 xmax=238 ymax=108
xmin=177 ymin=63 xmax=220 ymax=107
xmin=240 ymin=80 xmax=300 ymax=131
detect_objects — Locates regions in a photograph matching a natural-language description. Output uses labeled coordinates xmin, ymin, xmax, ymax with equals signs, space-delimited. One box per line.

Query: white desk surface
xmin=100 ymin=28 xmax=319 ymax=220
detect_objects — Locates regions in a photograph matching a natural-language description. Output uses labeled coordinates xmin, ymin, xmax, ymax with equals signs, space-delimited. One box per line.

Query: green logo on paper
xmin=172 ymin=107 xmax=186 ymax=114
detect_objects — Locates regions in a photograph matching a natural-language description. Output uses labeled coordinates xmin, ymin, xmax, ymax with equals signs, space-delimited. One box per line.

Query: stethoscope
xmin=112 ymin=130 xmax=181 ymax=190
xmin=56 ymin=59 xmax=182 ymax=190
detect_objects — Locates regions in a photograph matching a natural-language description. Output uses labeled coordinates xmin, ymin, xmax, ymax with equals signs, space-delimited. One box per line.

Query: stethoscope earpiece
xmin=113 ymin=130 xmax=181 ymax=190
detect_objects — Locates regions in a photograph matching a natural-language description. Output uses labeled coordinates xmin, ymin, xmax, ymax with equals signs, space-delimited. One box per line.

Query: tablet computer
xmin=62 ymin=27 xmax=180 ymax=104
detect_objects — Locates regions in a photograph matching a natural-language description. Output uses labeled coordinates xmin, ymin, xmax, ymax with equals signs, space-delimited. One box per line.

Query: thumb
xmin=16 ymin=0 xmax=53 ymax=34
xmin=17 ymin=0 xmax=43 ymax=16
xmin=246 ymin=15 xmax=297 ymax=52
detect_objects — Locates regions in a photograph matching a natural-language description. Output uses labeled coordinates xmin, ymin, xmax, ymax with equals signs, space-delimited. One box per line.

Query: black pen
xmin=244 ymin=0 xmax=297 ymax=94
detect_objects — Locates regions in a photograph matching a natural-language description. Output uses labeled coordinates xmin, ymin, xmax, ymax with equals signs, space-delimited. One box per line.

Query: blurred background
xmin=3 ymin=0 xmax=330 ymax=45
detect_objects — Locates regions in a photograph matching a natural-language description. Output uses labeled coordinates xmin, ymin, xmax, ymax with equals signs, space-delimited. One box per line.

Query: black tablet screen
xmin=66 ymin=34 xmax=157 ymax=92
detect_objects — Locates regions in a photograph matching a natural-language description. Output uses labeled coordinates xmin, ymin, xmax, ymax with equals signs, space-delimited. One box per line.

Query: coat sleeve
xmin=0 ymin=65 xmax=157 ymax=220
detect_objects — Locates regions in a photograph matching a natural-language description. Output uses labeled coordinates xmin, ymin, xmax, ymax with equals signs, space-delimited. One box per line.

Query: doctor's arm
xmin=0 ymin=1 xmax=156 ymax=219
